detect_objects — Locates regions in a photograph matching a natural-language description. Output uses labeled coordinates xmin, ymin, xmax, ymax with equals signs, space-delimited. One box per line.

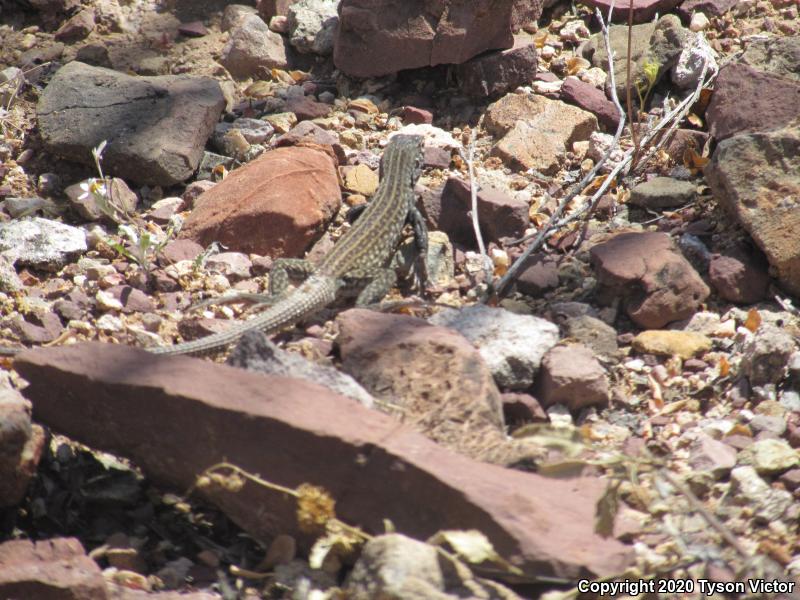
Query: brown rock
xmin=0 ymin=537 xmax=109 ymax=599
xmin=257 ymin=0 xmax=293 ymax=19
xmin=400 ymin=106 xmax=433 ymax=125
xmin=456 ymin=36 xmax=537 ymax=97
xmin=663 ymin=128 xmax=709 ymax=162
xmin=705 ymin=126 xmax=800 ymax=295
xmin=14 ymin=343 xmax=633 ymax=580
xmin=486 ymin=94 xmax=597 ymax=174
xmin=579 ymin=0 xmax=682 ymax=23
xmin=589 ymin=232 xmax=710 ymax=328
xmin=439 ymin=177 xmax=529 ymax=247
xmin=159 ymin=239 xmax=204 ymax=264
xmin=708 ymin=249 xmax=770 ymax=304
xmin=286 ymin=95 xmax=332 ymax=121
xmin=334 ymin=0 xmax=544 ymax=78
xmin=560 ymin=76 xmax=620 ymax=130
xmin=706 ymin=63 xmax=800 ymax=142
xmin=54 ymin=7 xmax=95 ymax=42
xmin=180 ymin=146 xmax=340 ymax=257
xmin=678 ymin=0 xmax=739 ymax=16
xmin=336 ymin=309 xmax=504 ymax=457
xmin=502 ymin=392 xmax=548 ymax=427
xmin=0 ymin=387 xmax=44 ymax=508
xmin=536 ymin=344 xmax=610 ymax=411
xmin=516 ymin=253 xmax=560 ymax=296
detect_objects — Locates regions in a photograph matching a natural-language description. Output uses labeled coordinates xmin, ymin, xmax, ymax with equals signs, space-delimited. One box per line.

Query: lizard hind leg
xmin=343 ymin=268 xmax=398 ymax=306
xmin=269 ymin=258 xmax=316 ymax=295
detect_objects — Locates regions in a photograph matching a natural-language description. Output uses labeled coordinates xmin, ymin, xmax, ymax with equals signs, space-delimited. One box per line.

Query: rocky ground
xmin=1 ymin=0 xmax=800 ymax=598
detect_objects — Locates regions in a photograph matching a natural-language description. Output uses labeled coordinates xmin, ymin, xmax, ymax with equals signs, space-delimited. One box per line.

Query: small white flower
xmin=78 ymin=178 xmax=107 ymax=201
xmin=118 ymin=224 xmax=139 ymax=245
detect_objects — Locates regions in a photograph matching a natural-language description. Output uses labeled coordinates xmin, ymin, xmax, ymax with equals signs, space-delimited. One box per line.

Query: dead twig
xmin=492 ymin=2 xmax=627 ymax=298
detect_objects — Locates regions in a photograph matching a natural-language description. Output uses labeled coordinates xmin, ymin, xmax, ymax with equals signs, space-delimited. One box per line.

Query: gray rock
xmin=729 ymin=465 xmax=793 ymax=522
xmin=344 ymin=533 xmax=521 ymax=599
xmin=629 ymin=176 xmax=696 ymax=209
xmin=738 ymin=439 xmax=799 ymax=475
xmin=227 ymin=331 xmax=375 ymax=408
xmin=204 ymin=252 xmax=252 ymax=281
xmin=562 ymin=314 xmax=618 ymax=357
xmin=428 ymin=304 xmax=559 ymax=390
xmin=0 ymin=217 xmax=87 ymax=271
xmin=741 ymin=324 xmax=796 ymax=387
xmin=37 ymin=62 xmax=225 ymax=186
xmin=287 ymin=0 xmax=338 ymax=55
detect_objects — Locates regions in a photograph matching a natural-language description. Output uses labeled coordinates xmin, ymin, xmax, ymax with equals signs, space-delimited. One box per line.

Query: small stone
xmin=688 ymin=433 xmax=737 ymax=478
xmin=343 ymin=164 xmax=379 ymax=196
xmin=629 ymin=177 xmax=696 ymax=209
xmin=536 ymin=343 xmax=610 ymax=411
xmin=738 ymin=438 xmax=799 ymax=474
xmin=741 ymin=324 xmax=796 ymax=386
xmin=632 ymin=330 xmax=712 ymax=360
xmin=690 ymin=12 xmax=710 ymax=31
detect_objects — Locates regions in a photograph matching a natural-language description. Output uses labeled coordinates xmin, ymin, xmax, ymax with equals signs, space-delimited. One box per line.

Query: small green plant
xmin=79 ymin=141 xmax=179 ymax=273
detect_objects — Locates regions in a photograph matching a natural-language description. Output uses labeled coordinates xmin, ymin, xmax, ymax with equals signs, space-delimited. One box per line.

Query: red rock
xmin=456 ymin=36 xmax=538 ymax=97
xmin=334 ymin=0 xmax=544 ymax=78
xmin=536 ymin=344 xmax=610 ymax=411
xmin=580 ymin=0 xmax=682 ymax=23
xmin=560 ymin=76 xmax=620 ymax=131
xmin=0 ymin=388 xmax=45 ymax=508
xmin=589 ymin=232 xmax=710 ymax=329
xmin=180 ymin=146 xmax=340 ymax=257
xmin=0 ymin=538 xmax=108 ymax=599
xmin=439 ymin=177 xmax=529 ymax=247
xmin=706 ymin=64 xmax=800 ymax=142
xmin=400 ymin=106 xmax=433 ymax=125
xmin=14 ymin=343 xmax=633 ymax=580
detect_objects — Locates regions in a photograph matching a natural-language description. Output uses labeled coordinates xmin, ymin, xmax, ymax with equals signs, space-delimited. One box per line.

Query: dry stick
xmin=460 ymin=126 xmax=494 ymax=289
xmin=545 ymin=59 xmax=713 ymax=235
xmin=625 ymin=0 xmax=642 ymax=170
xmin=493 ymin=3 xmax=627 ymax=298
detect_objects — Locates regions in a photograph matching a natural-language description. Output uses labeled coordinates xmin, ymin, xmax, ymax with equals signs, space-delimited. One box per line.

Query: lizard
xmin=0 ymin=134 xmax=429 ymax=357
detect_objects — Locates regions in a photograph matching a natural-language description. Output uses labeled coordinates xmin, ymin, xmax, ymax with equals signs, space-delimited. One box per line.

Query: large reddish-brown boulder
xmin=180 ymin=146 xmax=341 ymax=258
xmin=14 ymin=343 xmax=633 ymax=581
xmin=333 ymin=0 xmax=544 ymax=78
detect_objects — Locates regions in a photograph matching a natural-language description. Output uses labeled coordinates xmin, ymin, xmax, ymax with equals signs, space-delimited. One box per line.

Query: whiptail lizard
xmin=0 ymin=134 xmax=428 ymax=357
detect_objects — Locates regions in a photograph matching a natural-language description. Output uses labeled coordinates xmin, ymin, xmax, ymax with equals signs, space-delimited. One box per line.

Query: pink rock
xmin=180 ymin=146 xmax=340 ymax=258
xmin=14 ymin=343 xmax=634 ymax=580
